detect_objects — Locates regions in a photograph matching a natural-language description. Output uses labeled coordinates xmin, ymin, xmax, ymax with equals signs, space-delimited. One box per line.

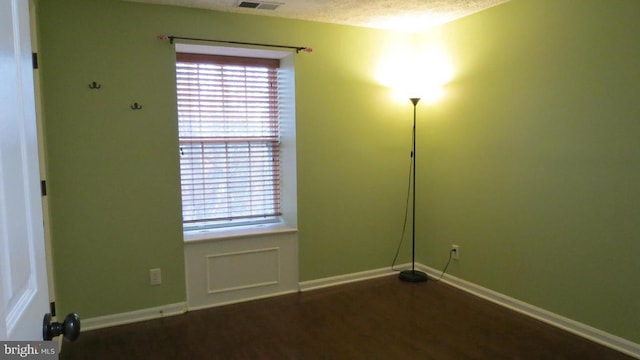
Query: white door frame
xmin=28 ymin=0 xmax=56 ymax=310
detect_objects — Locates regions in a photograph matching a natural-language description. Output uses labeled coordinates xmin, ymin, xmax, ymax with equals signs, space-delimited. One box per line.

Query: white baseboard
xmin=416 ymin=264 xmax=640 ymax=359
xmin=298 ymin=266 xmax=401 ymax=292
xmin=82 ymin=302 xmax=187 ymax=331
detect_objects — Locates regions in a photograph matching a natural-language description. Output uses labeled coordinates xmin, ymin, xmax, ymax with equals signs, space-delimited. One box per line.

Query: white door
xmin=0 ymin=0 xmax=51 ymax=340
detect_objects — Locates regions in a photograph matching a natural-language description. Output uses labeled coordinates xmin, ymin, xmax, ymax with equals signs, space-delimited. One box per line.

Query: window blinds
xmin=176 ymin=53 xmax=281 ymax=227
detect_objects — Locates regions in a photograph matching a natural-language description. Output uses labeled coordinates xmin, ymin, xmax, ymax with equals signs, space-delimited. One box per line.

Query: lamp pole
xmin=399 ymin=97 xmax=428 ymax=283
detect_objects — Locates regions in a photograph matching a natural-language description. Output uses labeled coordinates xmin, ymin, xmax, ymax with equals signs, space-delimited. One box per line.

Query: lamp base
xmin=399 ymin=269 xmax=428 ymax=282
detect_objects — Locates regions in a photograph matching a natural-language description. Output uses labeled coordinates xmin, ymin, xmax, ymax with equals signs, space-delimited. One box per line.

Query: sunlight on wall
xmin=375 ymin=40 xmax=454 ymax=104
xmin=366 ymin=12 xmax=456 ymax=33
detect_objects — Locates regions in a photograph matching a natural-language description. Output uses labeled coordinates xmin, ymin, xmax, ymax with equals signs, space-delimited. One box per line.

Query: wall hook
xmin=130 ymin=102 xmax=142 ymax=110
xmin=88 ymin=81 xmax=101 ymax=89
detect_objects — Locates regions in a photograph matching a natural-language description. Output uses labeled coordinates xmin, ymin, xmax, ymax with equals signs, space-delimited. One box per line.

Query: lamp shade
xmin=375 ymin=44 xmax=454 ymax=103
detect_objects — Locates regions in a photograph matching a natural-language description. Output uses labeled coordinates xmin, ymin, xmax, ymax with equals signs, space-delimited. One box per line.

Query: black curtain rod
xmin=159 ymin=35 xmax=312 ymax=53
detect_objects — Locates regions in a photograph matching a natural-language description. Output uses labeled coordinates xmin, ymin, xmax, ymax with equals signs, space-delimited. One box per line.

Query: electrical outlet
xmin=451 ymin=245 xmax=460 ymax=260
xmin=149 ymin=268 xmax=162 ymax=285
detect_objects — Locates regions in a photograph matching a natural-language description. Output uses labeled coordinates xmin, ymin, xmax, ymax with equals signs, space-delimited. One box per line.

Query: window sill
xmin=183 ymin=222 xmax=298 ymax=244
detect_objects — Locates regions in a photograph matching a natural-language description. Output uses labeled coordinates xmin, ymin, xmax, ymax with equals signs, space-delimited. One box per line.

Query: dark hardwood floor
xmin=60 ymin=275 xmax=635 ymax=359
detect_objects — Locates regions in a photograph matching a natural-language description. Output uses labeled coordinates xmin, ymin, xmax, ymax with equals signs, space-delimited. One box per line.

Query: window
xmin=176 ymin=53 xmax=282 ymax=230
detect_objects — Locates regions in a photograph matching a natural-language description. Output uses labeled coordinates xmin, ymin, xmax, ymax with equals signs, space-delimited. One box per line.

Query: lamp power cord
xmin=391 ymin=125 xmax=415 ymax=272
xmin=389 ymin=114 xmax=454 ymax=281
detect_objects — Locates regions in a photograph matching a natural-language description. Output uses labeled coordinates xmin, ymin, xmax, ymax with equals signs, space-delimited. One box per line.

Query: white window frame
xmin=175 ymin=44 xmax=298 ymax=237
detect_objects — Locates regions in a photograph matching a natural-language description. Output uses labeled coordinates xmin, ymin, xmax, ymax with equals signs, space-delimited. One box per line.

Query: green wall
xmin=417 ymin=0 xmax=640 ymax=342
xmin=37 ymin=0 xmax=640 ymax=345
xmin=36 ymin=0 xmax=413 ymax=319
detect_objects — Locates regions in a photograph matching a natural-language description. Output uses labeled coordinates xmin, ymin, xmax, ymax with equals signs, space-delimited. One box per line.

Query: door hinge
xmin=50 ymin=302 xmax=56 ymax=317
xmin=41 ymin=180 xmax=47 ymax=196
xmin=32 ymin=52 xmax=39 ymax=69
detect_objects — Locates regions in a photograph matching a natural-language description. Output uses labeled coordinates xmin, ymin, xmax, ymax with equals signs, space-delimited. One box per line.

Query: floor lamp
xmin=399 ymin=97 xmax=428 ymax=283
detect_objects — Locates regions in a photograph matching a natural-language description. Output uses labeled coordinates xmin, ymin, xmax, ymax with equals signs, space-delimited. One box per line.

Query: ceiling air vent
xmin=237 ymin=1 xmax=282 ymax=10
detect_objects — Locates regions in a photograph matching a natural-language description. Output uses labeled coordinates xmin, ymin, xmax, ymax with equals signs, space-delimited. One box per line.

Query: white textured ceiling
xmin=124 ymin=0 xmax=510 ymax=32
